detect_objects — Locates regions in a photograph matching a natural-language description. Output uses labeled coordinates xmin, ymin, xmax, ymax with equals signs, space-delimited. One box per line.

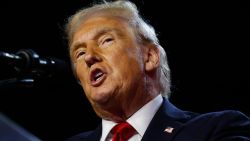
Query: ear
xmin=144 ymin=44 xmax=160 ymax=72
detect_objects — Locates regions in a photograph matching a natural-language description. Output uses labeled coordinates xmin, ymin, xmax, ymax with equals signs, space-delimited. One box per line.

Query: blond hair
xmin=65 ymin=0 xmax=171 ymax=97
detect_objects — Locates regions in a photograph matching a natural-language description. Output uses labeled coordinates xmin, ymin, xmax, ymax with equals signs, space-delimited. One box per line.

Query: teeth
xmin=94 ymin=71 xmax=103 ymax=81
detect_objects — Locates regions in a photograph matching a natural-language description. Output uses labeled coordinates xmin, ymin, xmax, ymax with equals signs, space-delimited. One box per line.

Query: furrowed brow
xmin=70 ymin=27 xmax=118 ymax=54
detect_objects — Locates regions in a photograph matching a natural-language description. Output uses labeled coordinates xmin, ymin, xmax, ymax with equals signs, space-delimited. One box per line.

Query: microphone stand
xmin=0 ymin=77 xmax=34 ymax=90
xmin=0 ymin=49 xmax=70 ymax=90
xmin=0 ymin=49 xmax=52 ymax=89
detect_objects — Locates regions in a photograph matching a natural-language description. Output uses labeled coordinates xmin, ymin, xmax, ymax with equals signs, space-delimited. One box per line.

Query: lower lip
xmin=91 ymin=74 xmax=107 ymax=87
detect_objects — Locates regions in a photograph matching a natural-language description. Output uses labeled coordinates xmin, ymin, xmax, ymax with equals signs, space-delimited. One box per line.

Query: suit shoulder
xmin=193 ymin=110 xmax=249 ymax=122
xmin=189 ymin=110 xmax=249 ymax=123
xmin=65 ymin=124 xmax=102 ymax=141
xmin=173 ymin=110 xmax=250 ymax=140
xmin=65 ymin=131 xmax=94 ymax=141
xmin=186 ymin=110 xmax=250 ymax=132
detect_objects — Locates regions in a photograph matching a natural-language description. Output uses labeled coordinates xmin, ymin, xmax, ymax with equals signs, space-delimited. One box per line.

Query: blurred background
xmin=0 ymin=0 xmax=249 ymax=140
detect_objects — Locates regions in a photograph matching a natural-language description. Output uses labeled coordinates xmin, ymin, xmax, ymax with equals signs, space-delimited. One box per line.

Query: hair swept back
xmin=65 ymin=0 xmax=171 ymax=97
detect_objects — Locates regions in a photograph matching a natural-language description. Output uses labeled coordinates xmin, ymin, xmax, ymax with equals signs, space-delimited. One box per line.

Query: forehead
xmin=71 ymin=15 xmax=132 ymax=46
xmin=76 ymin=16 xmax=130 ymax=37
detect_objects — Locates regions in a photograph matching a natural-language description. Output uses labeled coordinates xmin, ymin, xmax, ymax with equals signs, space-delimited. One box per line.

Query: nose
xmin=84 ymin=46 xmax=101 ymax=68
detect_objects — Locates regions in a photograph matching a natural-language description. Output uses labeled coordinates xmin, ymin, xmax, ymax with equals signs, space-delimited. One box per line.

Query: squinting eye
xmin=75 ymin=50 xmax=85 ymax=59
xmin=104 ymin=38 xmax=113 ymax=43
xmin=101 ymin=38 xmax=114 ymax=47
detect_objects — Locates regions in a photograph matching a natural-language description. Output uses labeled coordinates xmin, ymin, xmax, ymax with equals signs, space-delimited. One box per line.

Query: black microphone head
xmin=37 ymin=57 xmax=70 ymax=77
xmin=4 ymin=49 xmax=71 ymax=79
xmin=0 ymin=49 xmax=72 ymax=88
xmin=15 ymin=49 xmax=39 ymax=72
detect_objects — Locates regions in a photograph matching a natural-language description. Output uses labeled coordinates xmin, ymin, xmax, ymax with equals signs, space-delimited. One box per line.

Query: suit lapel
xmin=83 ymin=98 xmax=196 ymax=141
xmin=141 ymin=98 xmax=194 ymax=141
xmin=84 ymin=125 xmax=102 ymax=141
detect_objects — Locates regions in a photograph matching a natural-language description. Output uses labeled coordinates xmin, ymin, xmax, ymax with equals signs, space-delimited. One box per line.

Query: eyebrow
xmin=70 ymin=28 xmax=115 ymax=53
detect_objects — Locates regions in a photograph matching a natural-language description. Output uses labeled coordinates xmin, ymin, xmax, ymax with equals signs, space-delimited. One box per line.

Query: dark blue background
xmin=0 ymin=0 xmax=249 ymax=140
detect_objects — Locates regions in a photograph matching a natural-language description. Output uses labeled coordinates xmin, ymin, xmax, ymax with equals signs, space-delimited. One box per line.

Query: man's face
xmin=70 ymin=16 xmax=146 ymax=118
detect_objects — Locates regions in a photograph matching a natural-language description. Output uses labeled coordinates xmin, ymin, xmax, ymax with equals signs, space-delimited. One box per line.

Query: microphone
xmin=0 ymin=49 xmax=70 ymax=78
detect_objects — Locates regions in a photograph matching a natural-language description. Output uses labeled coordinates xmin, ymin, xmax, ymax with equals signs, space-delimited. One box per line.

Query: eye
xmin=75 ymin=49 xmax=85 ymax=60
xmin=101 ymin=37 xmax=114 ymax=47
xmin=104 ymin=38 xmax=113 ymax=43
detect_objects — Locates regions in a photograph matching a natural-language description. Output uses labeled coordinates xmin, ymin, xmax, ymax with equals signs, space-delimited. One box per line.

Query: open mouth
xmin=90 ymin=68 xmax=106 ymax=86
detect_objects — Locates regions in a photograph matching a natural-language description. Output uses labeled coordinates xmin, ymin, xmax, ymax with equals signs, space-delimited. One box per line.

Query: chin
xmin=93 ymin=104 xmax=124 ymax=122
xmin=90 ymin=89 xmax=113 ymax=105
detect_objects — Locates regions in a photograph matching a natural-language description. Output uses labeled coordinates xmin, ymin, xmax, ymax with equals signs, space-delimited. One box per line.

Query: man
xmin=65 ymin=1 xmax=250 ymax=141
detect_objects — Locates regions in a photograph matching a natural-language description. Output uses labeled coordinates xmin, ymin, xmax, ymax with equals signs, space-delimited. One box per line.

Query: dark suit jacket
xmin=66 ymin=98 xmax=250 ymax=141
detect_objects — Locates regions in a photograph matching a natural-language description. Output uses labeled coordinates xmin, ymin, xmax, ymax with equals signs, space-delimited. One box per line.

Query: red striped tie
xmin=111 ymin=122 xmax=136 ymax=141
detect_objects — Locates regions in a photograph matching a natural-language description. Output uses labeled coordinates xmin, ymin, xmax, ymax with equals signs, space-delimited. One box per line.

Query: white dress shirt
xmin=100 ymin=95 xmax=163 ymax=141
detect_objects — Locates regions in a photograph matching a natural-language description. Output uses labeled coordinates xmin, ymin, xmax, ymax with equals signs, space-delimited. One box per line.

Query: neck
xmin=112 ymin=85 xmax=160 ymax=122
xmin=96 ymin=75 xmax=160 ymax=122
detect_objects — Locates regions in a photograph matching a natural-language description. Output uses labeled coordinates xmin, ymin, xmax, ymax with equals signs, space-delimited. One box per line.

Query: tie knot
xmin=111 ymin=122 xmax=136 ymax=141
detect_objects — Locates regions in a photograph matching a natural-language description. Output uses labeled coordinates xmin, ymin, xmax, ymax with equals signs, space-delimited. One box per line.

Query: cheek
xmin=75 ymin=61 xmax=89 ymax=85
xmin=112 ymin=55 xmax=143 ymax=83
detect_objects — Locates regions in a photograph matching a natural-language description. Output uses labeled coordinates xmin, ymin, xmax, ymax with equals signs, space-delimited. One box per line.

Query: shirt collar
xmin=100 ymin=119 xmax=116 ymax=141
xmin=100 ymin=95 xmax=163 ymax=141
xmin=127 ymin=94 xmax=163 ymax=137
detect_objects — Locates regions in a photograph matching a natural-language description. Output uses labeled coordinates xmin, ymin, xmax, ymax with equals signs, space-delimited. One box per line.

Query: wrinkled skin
xmin=70 ymin=15 xmax=160 ymax=121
